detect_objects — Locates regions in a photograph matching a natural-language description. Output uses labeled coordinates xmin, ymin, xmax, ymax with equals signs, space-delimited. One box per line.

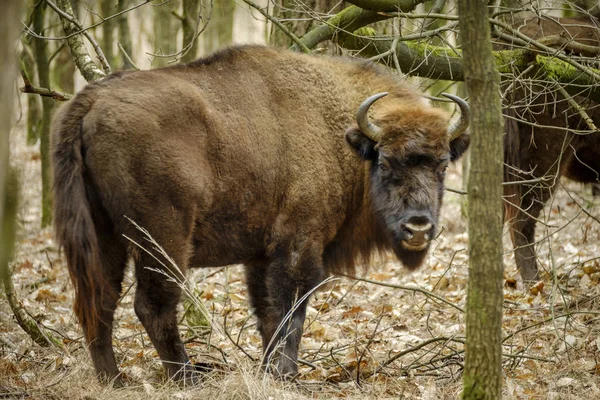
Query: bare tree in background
xmin=153 ymin=0 xmax=179 ymax=67
xmin=31 ymin=1 xmax=54 ymax=227
xmin=118 ymin=0 xmax=135 ymax=69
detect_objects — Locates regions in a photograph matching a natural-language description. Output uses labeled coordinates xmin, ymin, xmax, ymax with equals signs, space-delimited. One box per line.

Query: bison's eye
xmin=378 ymin=157 xmax=391 ymax=174
xmin=437 ymin=161 xmax=449 ymax=179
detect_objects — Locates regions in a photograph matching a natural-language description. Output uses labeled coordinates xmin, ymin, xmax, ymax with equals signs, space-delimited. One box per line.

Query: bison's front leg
xmin=246 ymin=244 xmax=324 ymax=379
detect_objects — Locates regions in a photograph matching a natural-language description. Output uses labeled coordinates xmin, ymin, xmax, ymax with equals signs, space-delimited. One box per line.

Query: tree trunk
xmin=55 ymin=0 xmax=106 ymax=82
xmin=52 ymin=44 xmax=75 ymax=93
xmin=458 ymin=0 xmax=505 ymax=398
xmin=32 ymin=2 xmax=54 ymax=228
xmin=201 ymin=0 xmax=235 ymax=54
xmin=117 ymin=0 xmax=135 ymax=69
xmin=180 ymin=0 xmax=200 ymax=63
xmin=0 ymin=0 xmax=21 ymax=282
xmin=153 ymin=1 xmax=178 ymax=67
xmin=101 ymin=0 xmax=117 ymax=70
xmin=20 ymin=46 xmax=42 ymax=145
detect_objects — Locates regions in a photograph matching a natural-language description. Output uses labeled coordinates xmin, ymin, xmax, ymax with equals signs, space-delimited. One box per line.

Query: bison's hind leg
xmin=246 ymin=242 xmax=324 ymax=379
xmin=87 ymin=228 xmax=128 ymax=386
xmin=130 ymin=220 xmax=197 ymax=385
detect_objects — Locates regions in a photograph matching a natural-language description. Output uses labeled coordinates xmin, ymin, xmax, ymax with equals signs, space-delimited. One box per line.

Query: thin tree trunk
xmin=458 ymin=0 xmax=505 ymax=398
xmin=55 ymin=0 xmax=106 ymax=82
xmin=180 ymin=0 xmax=200 ymax=63
xmin=0 ymin=0 xmax=21 ymax=282
xmin=101 ymin=0 xmax=117 ymax=70
xmin=20 ymin=46 xmax=42 ymax=145
xmin=117 ymin=0 xmax=134 ymax=69
xmin=52 ymin=44 xmax=75 ymax=93
xmin=201 ymin=0 xmax=234 ymax=54
xmin=153 ymin=1 xmax=178 ymax=67
xmin=32 ymin=2 xmax=54 ymax=228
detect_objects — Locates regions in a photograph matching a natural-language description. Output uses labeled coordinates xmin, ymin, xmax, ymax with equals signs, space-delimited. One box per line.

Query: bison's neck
xmin=322 ymin=164 xmax=390 ymax=276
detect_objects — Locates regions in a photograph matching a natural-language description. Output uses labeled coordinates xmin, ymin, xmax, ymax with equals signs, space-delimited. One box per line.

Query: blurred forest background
xmin=2 ymin=0 xmax=600 ymax=398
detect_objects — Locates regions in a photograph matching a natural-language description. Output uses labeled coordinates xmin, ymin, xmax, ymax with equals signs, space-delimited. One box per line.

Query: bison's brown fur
xmin=51 ymin=45 xmax=469 ymax=385
xmin=498 ymin=16 xmax=600 ymax=281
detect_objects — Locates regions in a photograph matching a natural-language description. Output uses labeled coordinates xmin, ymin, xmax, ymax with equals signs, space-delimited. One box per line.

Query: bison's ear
xmin=450 ymin=133 xmax=470 ymax=162
xmin=346 ymin=126 xmax=377 ymax=160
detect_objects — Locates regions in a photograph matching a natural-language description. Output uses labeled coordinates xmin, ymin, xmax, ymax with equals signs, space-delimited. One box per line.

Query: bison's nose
xmin=402 ymin=217 xmax=434 ymax=243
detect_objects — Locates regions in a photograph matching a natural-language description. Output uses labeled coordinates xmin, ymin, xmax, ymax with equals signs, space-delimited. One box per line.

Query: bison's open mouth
xmin=400 ymin=240 xmax=429 ymax=251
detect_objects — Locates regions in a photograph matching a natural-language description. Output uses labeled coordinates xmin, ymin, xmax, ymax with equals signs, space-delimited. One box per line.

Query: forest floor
xmin=2 ymin=112 xmax=600 ymax=399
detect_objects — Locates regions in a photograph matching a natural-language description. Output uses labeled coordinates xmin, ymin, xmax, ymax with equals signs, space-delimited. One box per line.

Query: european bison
xmin=497 ymin=16 xmax=600 ymax=281
xmin=51 ymin=45 xmax=470 ymax=385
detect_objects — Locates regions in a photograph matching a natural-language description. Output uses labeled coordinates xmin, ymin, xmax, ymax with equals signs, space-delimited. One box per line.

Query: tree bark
xmin=32 ymin=2 xmax=54 ymax=228
xmin=458 ymin=0 xmax=504 ymax=398
xmin=54 ymin=0 xmax=106 ymax=82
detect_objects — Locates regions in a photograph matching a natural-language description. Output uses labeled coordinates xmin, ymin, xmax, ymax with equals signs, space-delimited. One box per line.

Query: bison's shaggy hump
xmin=51 ymin=44 xmax=469 ymax=384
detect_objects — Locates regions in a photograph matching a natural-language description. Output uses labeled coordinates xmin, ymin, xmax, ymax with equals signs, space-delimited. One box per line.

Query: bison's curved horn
xmin=356 ymin=92 xmax=388 ymax=142
xmin=442 ymin=93 xmax=470 ymax=140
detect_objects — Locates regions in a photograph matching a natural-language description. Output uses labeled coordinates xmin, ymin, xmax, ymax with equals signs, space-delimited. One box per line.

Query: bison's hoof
xmin=264 ymin=359 xmax=299 ymax=381
xmin=172 ymin=363 xmax=202 ymax=387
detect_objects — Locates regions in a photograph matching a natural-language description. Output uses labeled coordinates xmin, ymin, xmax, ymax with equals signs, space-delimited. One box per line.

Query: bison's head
xmin=346 ymin=92 xmax=470 ymax=270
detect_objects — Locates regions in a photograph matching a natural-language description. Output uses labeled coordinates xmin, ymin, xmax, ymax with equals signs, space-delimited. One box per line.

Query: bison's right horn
xmin=442 ymin=93 xmax=470 ymax=140
xmin=356 ymin=92 xmax=388 ymax=142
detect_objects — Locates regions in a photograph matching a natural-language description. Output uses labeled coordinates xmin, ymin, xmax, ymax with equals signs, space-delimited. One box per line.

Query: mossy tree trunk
xmin=32 ymin=2 xmax=54 ymax=228
xmin=458 ymin=0 xmax=505 ymax=398
xmin=118 ymin=0 xmax=135 ymax=69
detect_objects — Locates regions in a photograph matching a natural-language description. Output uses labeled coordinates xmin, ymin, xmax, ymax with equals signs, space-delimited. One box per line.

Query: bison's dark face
xmin=346 ymin=93 xmax=470 ymax=269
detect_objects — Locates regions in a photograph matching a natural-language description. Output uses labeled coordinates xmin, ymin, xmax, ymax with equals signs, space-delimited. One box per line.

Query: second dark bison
xmin=498 ymin=16 xmax=600 ymax=281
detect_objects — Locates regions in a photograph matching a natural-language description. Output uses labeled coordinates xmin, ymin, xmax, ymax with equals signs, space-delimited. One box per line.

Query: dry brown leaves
xmin=2 ymin=114 xmax=599 ymax=399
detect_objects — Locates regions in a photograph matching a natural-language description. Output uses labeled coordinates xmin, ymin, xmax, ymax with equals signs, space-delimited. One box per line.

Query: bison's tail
xmin=51 ymin=97 xmax=106 ymax=342
xmin=502 ymin=110 xmax=523 ymax=225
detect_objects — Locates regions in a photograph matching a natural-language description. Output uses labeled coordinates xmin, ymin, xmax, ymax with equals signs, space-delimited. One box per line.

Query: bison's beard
xmin=393 ymin=244 xmax=430 ymax=270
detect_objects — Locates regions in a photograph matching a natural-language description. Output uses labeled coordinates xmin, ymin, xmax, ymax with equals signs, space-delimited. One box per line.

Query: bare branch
xmin=555 ymin=83 xmax=598 ymax=131
xmin=23 ymin=0 xmax=151 ymax=41
xmin=241 ymin=0 xmax=311 ymax=53
xmin=117 ymin=43 xmax=139 ymax=70
xmin=3 ymin=262 xmax=63 ymax=348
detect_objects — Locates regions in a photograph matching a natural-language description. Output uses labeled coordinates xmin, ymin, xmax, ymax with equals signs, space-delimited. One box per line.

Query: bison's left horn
xmin=356 ymin=92 xmax=388 ymax=142
xmin=442 ymin=93 xmax=470 ymax=140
